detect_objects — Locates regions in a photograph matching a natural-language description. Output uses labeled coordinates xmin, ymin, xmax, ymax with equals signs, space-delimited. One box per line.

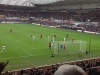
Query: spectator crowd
xmin=1 ymin=58 xmax=100 ymax=75
xmin=0 ymin=9 xmax=100 ymax=75
xmin=0 ymin=9 xmax=100 ymax=33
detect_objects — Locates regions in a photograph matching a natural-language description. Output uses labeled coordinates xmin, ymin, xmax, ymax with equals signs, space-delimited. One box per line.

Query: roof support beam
xmin=10 ymin=0 xmax=21 ymax=9
xmin=17 ymin=1 xmax=27 ymax=10
xmin=29 ymin=1 xmax=35 ymax=7
xmin=0 ymin=0 xmax=3 ymax=3
xmin=3 ymin=0 xmax=11 ymax=9
xmin=23 ymin=2 xmax=27 ymax=11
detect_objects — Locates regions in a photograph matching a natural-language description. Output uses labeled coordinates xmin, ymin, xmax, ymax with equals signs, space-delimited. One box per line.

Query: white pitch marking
xmin=23 ymin=49 xmax=33 ymax=56
xmin=0 ymin=53 xmax=51 ymax=61
xmin=0 ymin=55 xmax=31 ymax=60
xmin=24 ymin=47 xmax=48 ymax=50
xmin=91 ymin=48 xmax=100 ymax=50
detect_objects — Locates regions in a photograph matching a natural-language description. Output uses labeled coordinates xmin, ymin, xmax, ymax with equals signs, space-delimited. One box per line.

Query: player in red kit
xmin=66 ymin=34 xmax=68 ymax=38
xmin=54 ymin=35 xmax=56 ymax=38
xmin=54 ymin=34 xmax=56 ymax=40
xmin=10 ymin=29 xmax=12 ymax=32
xmin=40 ymin=34 xmax=42 ymax=39
xmin=64 ymin=43 xmax=66 ymax=50
xmin=49 ymin=42 xmax=51 ymax=49
xmin=72 ymin=38 xmax=74 ymax=43
xmin=31 ymin=34 xmax=32 ymax=37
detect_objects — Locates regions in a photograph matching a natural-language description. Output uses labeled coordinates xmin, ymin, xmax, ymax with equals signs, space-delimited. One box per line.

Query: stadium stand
xmin=0 ymin=61 xmax=9 ymax=75
xmin=1 ymin=58 xmax=100 ymax=75
xmin=0 ymin=0 xmax=100 ymax=75
xmin=1 ymin=9 xmax=100 ymax=75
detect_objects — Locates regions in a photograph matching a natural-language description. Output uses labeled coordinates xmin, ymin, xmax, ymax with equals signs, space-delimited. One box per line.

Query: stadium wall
xmin=77 ymin=30 xmax=100 ymax=35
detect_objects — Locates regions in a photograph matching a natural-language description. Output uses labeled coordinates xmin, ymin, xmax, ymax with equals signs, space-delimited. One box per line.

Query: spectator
xmin=54 ymin=64 xmax=86 ymax=75
xmin=0 ymin=61 xmax=9 ymax=75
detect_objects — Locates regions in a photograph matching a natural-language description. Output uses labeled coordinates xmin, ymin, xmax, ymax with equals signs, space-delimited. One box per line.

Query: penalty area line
xmin=23 ymin=49 xmax=33 ymax=56
xmin=0 ymin=55 xmax=31 ymax=60
xmin=0 ymin=53 xmax=51 ymax=61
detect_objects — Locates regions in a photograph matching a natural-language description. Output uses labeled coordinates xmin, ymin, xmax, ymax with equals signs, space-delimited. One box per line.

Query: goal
xmin=52 ymin=40 xmax=87 ymax=55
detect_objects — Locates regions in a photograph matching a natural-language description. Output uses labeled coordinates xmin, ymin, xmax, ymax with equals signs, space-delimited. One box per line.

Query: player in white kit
xmin=1 ymin=45 xmax=6 ymax=53
xmin=64 ymin=37 xmax=66 ymax=43
xmin=33 ymin=35 xmax=35 ymax=40
xmin=48 ymin=36 xmax=50 ymax=41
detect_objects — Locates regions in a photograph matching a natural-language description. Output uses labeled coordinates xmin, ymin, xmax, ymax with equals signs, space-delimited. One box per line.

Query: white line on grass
xmin=0 ymin=55 xmax=31 ymax=60
xmin=91 ymin=48 xmax=100 ymax=50
xmin=0 ymin=53 xmax=52 ymax=61
xmin=23 ymin=49 xmax=33 ymax=56
xmin=0 ymin=48 xmax=100 ymax=61
xmin=24 ymin=47 xmax=48 ymax=50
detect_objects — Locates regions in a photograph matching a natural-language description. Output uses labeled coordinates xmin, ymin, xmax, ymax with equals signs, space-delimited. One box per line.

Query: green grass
xmin=0 ymin=23 xmax=100 ymax=72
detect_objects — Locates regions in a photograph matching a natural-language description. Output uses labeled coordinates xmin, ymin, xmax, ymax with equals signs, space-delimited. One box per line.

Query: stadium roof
xmin=42 ymin=0 xmax=100 ymax=6
xmin=0 ymin=0 xmax=100 ymax=10
xmin=0 ymin=0 xmax=62 ymax=7
xmin=0 ymin=0 xmax=100 ymax=7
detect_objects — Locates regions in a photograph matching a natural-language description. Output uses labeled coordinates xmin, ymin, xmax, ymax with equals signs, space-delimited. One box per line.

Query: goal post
xmin=52 ymin=40 xmax=87 ymax=55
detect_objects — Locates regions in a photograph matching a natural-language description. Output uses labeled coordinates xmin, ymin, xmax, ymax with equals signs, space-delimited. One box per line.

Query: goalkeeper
xmin=60 ymin=44 xmax=63 ymax=50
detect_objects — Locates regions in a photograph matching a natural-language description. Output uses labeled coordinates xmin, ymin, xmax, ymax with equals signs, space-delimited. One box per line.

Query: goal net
xmin=52 ymin=40 xmax=87 ymax=55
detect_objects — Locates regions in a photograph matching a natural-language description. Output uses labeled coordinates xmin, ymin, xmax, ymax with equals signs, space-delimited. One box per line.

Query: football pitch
xmin=0 ymin=24 xmax=100 ymax=71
